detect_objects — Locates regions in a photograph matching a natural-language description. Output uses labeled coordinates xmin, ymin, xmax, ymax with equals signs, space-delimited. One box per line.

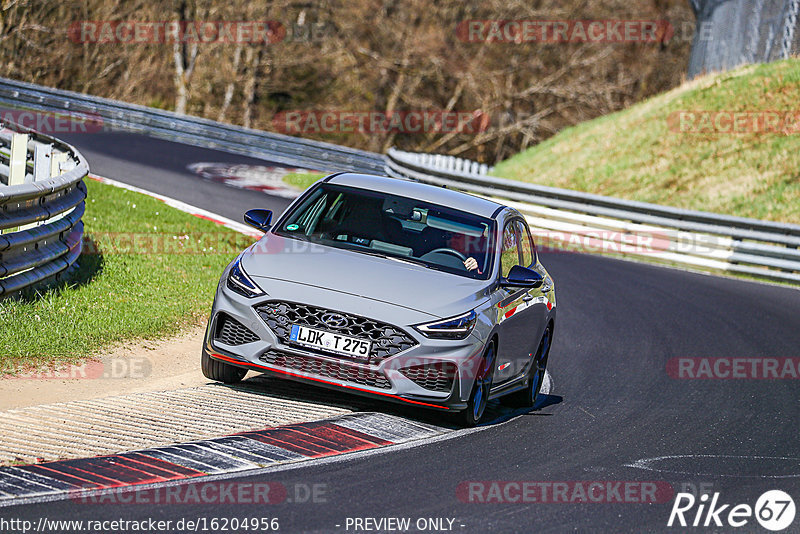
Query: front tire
xmin=456 ymin=341 xmax=496 ymax=427
xmin=202 ymin=348 xmax=247 ymax=383
xmin=503 ymin=324 xmax=552 ymax=408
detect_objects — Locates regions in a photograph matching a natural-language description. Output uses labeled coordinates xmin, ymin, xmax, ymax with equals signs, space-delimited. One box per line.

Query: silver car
xmin=202 ymin=173 xmax=556 ymax=425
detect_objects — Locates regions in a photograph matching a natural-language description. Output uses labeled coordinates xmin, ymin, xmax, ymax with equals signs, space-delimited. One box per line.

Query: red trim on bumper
xmin=209 ymin=351 xmax=450 ymax=410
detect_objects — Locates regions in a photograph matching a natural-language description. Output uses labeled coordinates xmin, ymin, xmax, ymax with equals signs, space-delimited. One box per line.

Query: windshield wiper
xmin=341 ymin=248 xmax=388 ymax=259
xmin=343 ymin=247 xmax=446 ymax=272
xmin=378 ymin=253 xmax=449 ymax=272
xmin=386 ymin=255 xmax=436 ymax=269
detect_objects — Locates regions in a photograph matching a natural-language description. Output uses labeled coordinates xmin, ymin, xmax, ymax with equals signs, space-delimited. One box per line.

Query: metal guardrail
xmin=0 ymin=122 xmax=87 ymax=298
xmin=386 ymin=148 xmax=800 ymax=285
xmin=0 ymin=77 xmax=384 ymax=175
xmin=2 ymin=77 xmax=797 ymax=285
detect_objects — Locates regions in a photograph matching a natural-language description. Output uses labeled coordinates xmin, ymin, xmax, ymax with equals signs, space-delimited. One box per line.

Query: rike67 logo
xmin=668 ymin=490 xmax=796 ymax=531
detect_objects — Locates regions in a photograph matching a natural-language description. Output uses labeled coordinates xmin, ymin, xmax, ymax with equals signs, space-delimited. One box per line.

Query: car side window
xmin=500 ymin=221 xmax=520 ymax=278
xmin=516 ymin=220 xmax=536 ymax=267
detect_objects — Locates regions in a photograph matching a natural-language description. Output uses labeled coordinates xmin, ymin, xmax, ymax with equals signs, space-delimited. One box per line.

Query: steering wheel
xmin=426 ymin=248 xmax=467 ymax=262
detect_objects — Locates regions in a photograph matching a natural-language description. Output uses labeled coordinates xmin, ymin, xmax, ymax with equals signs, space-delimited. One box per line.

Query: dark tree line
xmin=0 ymin=0 xmax=695 ymax=163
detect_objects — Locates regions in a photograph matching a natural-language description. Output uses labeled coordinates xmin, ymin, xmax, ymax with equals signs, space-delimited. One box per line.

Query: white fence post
xmin=3 ymin=134 xmax=28 ymax=233
xmin=33 ymin=143 xmax=53 ymax=182
xmin=51 ymin=151 xmax=68 ymax=177
xmin=8 ymin=133 xmax=28 ymax=186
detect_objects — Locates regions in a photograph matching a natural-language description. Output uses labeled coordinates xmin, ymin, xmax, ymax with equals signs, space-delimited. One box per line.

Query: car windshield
xmin=274 ymin=184 xmax=495 ymax=279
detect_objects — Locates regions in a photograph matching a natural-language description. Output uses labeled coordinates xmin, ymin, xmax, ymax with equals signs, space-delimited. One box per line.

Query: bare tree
xmin=0 ymin=0 xmax=695 ymax=163
xmin=172 ymin=0 xmax=199 ymax=115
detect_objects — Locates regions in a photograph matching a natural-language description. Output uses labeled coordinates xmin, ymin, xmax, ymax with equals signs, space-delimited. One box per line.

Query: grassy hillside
xmin=492 ymin=59 xmax=800 ymax=224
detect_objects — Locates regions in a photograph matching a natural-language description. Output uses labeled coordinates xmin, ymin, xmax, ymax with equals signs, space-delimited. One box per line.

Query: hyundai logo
xmin=321 ymin=313 xmax=349 ymax=329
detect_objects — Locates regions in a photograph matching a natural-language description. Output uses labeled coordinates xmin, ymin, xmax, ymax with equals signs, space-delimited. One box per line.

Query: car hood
xmin=242 ymin=235 xmax=491 ymax=319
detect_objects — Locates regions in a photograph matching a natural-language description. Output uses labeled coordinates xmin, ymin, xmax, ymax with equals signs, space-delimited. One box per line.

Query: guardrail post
xmin=33 ymin=143 xmax=53 ymax=182
xmin=2 ymin=133 xmax=28 ymax=233
xmin=8 ymin=133 xmax=28 ymax=186
xmin=51 ymin=151 xmax=68 ymax=177
xmin=18 ymin=142 xmax=56 ymax=231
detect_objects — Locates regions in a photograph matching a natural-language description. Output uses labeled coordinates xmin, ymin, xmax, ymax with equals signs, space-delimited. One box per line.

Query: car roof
xmin=326 ymin=173 xmax=506 ymax=219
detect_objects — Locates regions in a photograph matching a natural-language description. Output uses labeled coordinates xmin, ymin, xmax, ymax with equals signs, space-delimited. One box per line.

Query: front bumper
xmin=205 ymin=344 xmax=468 ymax=411
xmin=205 ymin=280 xmax=486 ymax=412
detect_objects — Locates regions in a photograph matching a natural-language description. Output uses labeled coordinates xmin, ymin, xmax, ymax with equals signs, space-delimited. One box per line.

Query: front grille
xmin=255 ymin=300 xmax=417 ymax=363
xmin=399 ymin=362 xmax=457 ymax=393
xmin=259 ymin=349 xmax=391 ymax=389
xmin=215 ymin=313 xmax=259 ymax=345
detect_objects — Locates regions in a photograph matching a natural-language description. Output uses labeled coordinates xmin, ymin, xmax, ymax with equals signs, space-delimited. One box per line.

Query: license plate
xmin=289 ymin=324 xmax=372 ymax=360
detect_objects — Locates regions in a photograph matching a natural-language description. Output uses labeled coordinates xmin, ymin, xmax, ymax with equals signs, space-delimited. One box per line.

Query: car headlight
xmin=414 ymin=310 xmax=477 ymax=340
xmin=226 ymin=255 xmax=264 ymax=298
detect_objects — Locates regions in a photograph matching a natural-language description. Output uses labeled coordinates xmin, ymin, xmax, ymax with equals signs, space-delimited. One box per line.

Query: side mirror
xmin=244 ymin=209 xmax=273 ymax=232
xmin=500 ymin=265 xmax=544 ymax=289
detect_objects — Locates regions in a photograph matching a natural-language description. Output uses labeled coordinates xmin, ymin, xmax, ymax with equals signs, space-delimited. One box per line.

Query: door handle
xmin=523 ymin=295 xmax=534 ymax=302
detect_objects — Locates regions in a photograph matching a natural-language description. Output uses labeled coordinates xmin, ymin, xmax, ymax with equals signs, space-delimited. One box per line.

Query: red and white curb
xmin=186 ymin=162 xmax=306 ymax=199
xmin=0 ymin=413 xmax=446 ymax=505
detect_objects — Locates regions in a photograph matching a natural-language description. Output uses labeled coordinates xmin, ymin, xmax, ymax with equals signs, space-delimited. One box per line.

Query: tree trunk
xmin=172 ymin=0 xmax=198 ymax=115
xmin=242 ymin=47 xmax=264 ymax=129
xmin=218 ymin=45 xmax=243 ymax=122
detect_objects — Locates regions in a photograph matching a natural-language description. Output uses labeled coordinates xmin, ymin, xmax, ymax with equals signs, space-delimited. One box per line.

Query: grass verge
xmin=0 ymin=179 xmax=255 ymax=373
xmin=282 ymin=171 xmax=326 ymax=191
xmin=492 ymin=59 xmax=800 ymax=224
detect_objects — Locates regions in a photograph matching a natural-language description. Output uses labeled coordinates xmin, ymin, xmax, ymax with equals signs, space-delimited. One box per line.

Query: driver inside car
xmin=448 ymin=229 xmax=488 ymax=274
xmin=464 ymin=257 xmax=479 ymax=272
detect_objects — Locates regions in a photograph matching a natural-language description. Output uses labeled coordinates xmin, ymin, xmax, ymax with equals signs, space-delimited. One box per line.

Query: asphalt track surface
xmin=3 ymin=132 xmax=800 ymax=533
xmin=58 ymin=132 xmax=294 ymax=220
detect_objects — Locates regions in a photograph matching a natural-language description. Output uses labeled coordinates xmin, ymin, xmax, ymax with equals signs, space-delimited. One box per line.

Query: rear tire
xmin=201 ymin=349 xmax=247 ymax=383
xmin=502 ymin=324 xmax=552 ymax=408
xmin=456 ymin=341 xmax=496 ymax=427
